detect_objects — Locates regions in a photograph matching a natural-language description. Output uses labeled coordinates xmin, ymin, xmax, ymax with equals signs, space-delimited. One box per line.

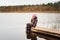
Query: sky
xmin=0 ymin=0 xmax=60 ymax=6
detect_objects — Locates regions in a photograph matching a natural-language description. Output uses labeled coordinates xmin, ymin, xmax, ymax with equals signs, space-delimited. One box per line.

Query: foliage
xmin=0 ymin=1 xmax=60 ymax=12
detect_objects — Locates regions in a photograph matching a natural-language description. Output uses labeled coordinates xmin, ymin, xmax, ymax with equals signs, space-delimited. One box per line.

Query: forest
xmin=0 ymin=1 xmax=60 ymax=12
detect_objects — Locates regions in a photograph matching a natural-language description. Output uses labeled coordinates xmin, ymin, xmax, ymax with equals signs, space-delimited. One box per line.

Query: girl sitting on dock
xmin=26 ymin=14 xmax=38 ymax=32
xmin=31 ymin=14 xmax=38 ymax=28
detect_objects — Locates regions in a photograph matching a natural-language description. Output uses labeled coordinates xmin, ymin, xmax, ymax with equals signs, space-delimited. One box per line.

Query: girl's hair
xmin=34 ymin=17 xmax=37 ymax=19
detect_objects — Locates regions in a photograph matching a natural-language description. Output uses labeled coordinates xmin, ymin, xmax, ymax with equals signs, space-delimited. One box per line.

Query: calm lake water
xmin=0 ymin=13 xmax=60 ymax=40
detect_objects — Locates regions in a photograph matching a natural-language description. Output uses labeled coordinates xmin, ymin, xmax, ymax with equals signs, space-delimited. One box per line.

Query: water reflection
xmin=37 ymin=33 xmax=60 ymax=40
xmin=26 ymin=31 xmax=37 ymax=40
xmin=26 ymin=30 xmax=60 ymax=40
xmin=0 ymin=13 xmax=60 ymax=40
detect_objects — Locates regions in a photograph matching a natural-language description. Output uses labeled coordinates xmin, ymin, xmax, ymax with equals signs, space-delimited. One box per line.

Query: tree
xmin=53 ymin=2 xmax=59 ymax=11
xmin=47 ymin=3 xmax=53 ymax=6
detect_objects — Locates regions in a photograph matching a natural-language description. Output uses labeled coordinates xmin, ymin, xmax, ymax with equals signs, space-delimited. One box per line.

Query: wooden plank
xmin=31 ymin=27 xmax=60 ymax=37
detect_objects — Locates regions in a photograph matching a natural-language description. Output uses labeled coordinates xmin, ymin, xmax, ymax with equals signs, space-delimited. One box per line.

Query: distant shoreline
xmin=0 ymin=11 xmax=60 ymax=13
xmin=0 ymin=1 xmax=60 ymax=13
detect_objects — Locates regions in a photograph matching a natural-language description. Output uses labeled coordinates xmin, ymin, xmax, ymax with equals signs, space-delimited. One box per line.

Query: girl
xmin=31 ymin=14 xmax=38 ymax=28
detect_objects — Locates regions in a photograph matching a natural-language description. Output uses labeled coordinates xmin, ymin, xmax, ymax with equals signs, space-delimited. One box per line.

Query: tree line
xmin=0 ymin=1 xmax=60 ymax=12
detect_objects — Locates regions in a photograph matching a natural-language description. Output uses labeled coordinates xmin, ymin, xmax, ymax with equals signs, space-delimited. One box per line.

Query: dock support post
xmin=26 ymin=23 xmax=32 ymax=32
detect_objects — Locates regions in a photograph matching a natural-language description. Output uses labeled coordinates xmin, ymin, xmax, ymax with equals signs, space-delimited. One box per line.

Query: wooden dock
xmin=31 ymin=27 xmax=60 ymax=38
